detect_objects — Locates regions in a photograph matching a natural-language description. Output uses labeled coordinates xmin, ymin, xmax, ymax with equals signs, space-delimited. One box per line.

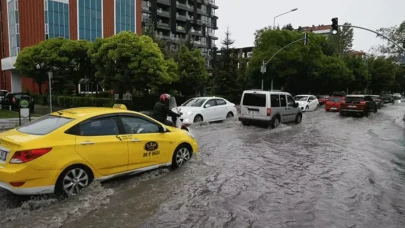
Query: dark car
xmin=0 ymin=92 xmax=35 ymax=112
xmin=371 ymin=95 xmax=384 ymax=109
xmin=340 ymin=95 xmax=377 ymax=117
xmin=316 ymin=95 xmax=330 ymax=105
xmin=0 ymin=90 xmax=8 ymax=102
xmin=382 ymin=94 xmax=393 ymax=103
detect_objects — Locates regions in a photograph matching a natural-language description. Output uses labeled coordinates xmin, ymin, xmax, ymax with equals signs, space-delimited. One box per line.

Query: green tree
xmin=174 ymin=45 xmax=208 ymax=96
xmin=58 ymin=39 xmax=92 ymax=95
xmin=90 ymin=31 xmax=178 ymax=97
xmin=368 ymin=56 xmax=398 ymax=94
xmin=343 ymin=55 xmax=370 ymax=92
xmin=14 ymin=38 xmax=67 ymax=94
xmin=328 ymin=22 xmax=354 ymax=55
xmin=282 ymin=24 xmax=294 ymax=31
xmin=212 ymin=29 xmax=240 ymax=95
xmin=374 ymin=21 xmax=405 ymax=57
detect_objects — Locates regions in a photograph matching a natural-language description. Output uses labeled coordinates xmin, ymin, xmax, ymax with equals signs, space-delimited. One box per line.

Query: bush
xmin=56 ymin=96 xmax=115 ymax=108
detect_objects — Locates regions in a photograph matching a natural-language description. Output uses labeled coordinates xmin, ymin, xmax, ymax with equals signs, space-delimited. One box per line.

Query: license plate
xmin=348 ymin=105 xmax=357 ymax=108
xmin=248 ymin=111 xmax=258 ymax=114
xmin=0 ymin=150 xmax=7 ymax=161
xmin=331 ymin=107 xmax=337 ymax=110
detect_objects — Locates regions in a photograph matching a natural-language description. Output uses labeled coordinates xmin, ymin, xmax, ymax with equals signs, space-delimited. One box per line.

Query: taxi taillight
xmin=10 ymin=148 xmax=52 ymax=164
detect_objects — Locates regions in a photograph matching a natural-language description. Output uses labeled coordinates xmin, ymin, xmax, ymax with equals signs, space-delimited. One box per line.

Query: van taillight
xmin=267 ymin=108 xmax=271 ymax=116
xmin=360 ymin=101 xmax=366 ymax=105
xmin=10 ymin=148 xmax=52 ymax=164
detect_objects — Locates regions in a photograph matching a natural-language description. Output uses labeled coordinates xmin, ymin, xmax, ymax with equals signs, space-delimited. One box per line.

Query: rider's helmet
xmin=160 ymin=94 xmax=171 ymax=103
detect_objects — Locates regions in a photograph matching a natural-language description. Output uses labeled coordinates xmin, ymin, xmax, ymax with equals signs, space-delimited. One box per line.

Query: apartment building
xmin=142 ymin=0 xmax=218 ymax=58
xmin=0 ymin=0 xmax=143 ymax=93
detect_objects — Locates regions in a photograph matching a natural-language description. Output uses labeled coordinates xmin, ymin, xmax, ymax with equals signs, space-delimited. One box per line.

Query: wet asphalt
xmin=1 ymin=101 xmax=405 ymax=228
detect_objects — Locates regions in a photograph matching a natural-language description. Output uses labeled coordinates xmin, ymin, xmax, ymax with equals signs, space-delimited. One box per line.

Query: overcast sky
xmin=215 ymin=0 xmax=404 ymax=53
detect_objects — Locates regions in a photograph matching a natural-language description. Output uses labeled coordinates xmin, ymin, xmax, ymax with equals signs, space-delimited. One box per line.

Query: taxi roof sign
xmin=113 ymin=104 xmax=127 ymax=110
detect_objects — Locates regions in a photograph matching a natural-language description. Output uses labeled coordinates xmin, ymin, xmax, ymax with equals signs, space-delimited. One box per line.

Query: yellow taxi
xmin=0 ymin=104 xmax=198 ymax=195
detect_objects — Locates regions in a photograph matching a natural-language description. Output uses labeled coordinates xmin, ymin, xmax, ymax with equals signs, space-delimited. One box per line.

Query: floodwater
xmin=1 ymin=102 xmax=405 ymax=228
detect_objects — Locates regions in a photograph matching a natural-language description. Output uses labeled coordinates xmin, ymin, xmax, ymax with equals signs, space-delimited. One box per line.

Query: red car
xmin=325 ymin=96 xmax=345 ymax=112
xmin=316 ymin=95 xmax=330 ymax=105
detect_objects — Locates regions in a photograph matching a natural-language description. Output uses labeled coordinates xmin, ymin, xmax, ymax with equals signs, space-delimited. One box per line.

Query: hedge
xmin=31 ymin=94 xmax=242 ymax=111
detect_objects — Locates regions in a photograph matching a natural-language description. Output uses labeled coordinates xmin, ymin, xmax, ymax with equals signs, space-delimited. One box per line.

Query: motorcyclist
xmin=152 ymin=94 xmax=182 ymax=126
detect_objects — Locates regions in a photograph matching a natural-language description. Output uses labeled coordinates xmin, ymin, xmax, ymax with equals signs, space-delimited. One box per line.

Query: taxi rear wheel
xmin=56 ymin=165 xmax=93 ymax=196
xmin=171 ymin=144 xmax=192 ymax=169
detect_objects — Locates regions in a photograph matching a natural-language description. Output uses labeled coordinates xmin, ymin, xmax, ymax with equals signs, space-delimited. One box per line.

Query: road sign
xmin=261 ymin=65 xmax=266 ymax=73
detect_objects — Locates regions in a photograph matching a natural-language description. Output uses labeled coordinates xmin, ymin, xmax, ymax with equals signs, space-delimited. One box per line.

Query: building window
xmin=45 ymin=0 xmax=70 ymax=40
xmin=115 ymin=0 xmax=135 ymax=34
xmin=8 ymin=0 xmax=19 ymax=56
xmin=78 ymin=0 xmax=103 ymax=42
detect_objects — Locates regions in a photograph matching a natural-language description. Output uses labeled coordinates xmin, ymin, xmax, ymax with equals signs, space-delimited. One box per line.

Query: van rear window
xmin=242 ymin=93 xmax=266 ymax=107
xmin=17 ymin=115 xmax=73 ymax=135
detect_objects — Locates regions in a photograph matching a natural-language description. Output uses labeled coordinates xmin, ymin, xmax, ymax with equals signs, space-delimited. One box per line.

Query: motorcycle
xmin=168 ymin=96 xmax=190 ymax=132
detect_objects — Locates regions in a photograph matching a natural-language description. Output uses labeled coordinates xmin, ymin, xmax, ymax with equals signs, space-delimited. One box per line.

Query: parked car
xmin=0 ymin=90 xmax=8 ymax=102
xmin=393 ymin=93 xmax=402 ymax=100
xmin=340 ymin=95 xmax=377 ymax=117
xmin=0 ymin=92 xmax=35 ymax=112
xmin=294 ymin=95 xmax=320 ymax=112
xmin=0 ymin=104 xmax=198 ymax=195
xmin=177 ymin=96 xmax=237 ymax=124
xmin=238 ymin=90 xmax=302 ymax=128
xmin=325 ymin=96 xmax=345 ymax=112
xmin=371 ymin=95 xmax=384 ymax=109
xmin=316 ymin=95 xmax=330 ymax=105
xmin=382 ymin=94 xmax=393 ymax=103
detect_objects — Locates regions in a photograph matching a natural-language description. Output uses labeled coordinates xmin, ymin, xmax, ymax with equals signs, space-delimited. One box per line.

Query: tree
xmin=15 ymin=38 xmax=67 ymax=94
xmin=343 ymin=55 xmax=370 ymax=92
xmin=368 ymin=56 xmax=398 ymax=94
xmin=211 ymin=28 xmax=240 ymax=95
xmin=58 ymin=39 xmax=92 ymax=95
xmin=327 ymin=22 xmax=354 ymax=55
xmin=174 ymin=45 xmax=208 ymax=96
xmin=282 ymin=24 xmax=294 ymax=31
xmin=374 ymin=21 xmax=405 ymax=62
xmin=90 ymin=31 xmax=178 ymax=97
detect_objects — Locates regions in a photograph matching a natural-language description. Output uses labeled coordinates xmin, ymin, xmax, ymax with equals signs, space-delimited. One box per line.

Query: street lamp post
xmin=273 ymin=8 xmax=298 ymax=29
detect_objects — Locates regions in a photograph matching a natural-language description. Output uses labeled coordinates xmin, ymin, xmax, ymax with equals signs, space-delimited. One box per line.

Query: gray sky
xmin=215 ymin=0 xmax=404 ymax=53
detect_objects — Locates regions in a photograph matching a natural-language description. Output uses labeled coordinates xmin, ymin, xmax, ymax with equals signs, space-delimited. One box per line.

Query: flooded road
xmin=1 ymin=103 xmax=405 ymax=228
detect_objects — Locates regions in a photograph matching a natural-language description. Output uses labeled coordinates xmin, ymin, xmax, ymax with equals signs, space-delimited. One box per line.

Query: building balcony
xmin=157 ymin=9 xmax=170 ymax=17
xmin=197 ymin=8 xmax=208 ymax=15
xmin=157 ymin=34 xmax=171 ymax=40
xmin=208 ymin=0 xmax=218 ymax=9
xmin=157 ymin=0 xmax=170 ymax=5
xmin=209 ymin=32 xmax=218 ymax=40
xmin=157 ymin=22 xmax=171 ymax=30
xmin=176 ymin=14 xmax=187 ymax=21
xmin=143 ymin=6 xmax=151 ymax=13
xmin=176 ymin=2 xmax=193 ymax=11
xmin=176 ymin=26 xmax=187 ymax=33
xmin=190 ymin=30 xmax=202 ymax=36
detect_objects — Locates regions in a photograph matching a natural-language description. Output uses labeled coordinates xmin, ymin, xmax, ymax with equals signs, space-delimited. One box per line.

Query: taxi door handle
xmin=81 ymin=141 xmax=94 ymax=145
xmin=131 ymin=139 xmax=142 ymax=142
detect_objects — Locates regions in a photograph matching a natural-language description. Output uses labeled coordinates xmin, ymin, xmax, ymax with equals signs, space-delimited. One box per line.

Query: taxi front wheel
xmin=56 ymin=165 xmax=93 ymax=196
xmin=172 ymin=144 xmax=192 ymax=169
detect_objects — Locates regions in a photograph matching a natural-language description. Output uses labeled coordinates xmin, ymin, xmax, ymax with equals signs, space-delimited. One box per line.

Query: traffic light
xmin=331 ymin=18 xmax=338 ymax=35
xmin=304 ymin=33 xmax=308 ymax=45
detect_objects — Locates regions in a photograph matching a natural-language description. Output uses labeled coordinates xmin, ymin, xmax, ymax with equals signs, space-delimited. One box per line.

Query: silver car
xmin=238 ymin=90 xmax=303 ymax=128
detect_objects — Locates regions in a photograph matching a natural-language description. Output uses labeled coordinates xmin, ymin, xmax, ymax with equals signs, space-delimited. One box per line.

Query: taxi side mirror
xmin=159 ymin=125 xmax=167 ymax=133
xmin=205 ymin=104 xmax=211 ymax=108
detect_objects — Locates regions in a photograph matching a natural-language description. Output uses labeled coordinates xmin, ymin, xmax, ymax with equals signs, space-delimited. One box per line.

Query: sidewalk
xmin=0 ymin=117 xmax=39 ymax=131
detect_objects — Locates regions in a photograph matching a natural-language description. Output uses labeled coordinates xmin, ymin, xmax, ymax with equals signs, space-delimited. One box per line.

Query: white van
xmin=238 ymin=90 xmax=302 ymax=128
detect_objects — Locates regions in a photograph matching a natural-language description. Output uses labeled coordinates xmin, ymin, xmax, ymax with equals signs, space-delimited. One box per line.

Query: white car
xmin=175 ymin=97 xmax=237 ymax=124
xmin=294 ymin=95 xmax=319 ymax=112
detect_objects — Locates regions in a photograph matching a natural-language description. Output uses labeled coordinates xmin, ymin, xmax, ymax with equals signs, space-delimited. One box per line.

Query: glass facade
xmin=115 ymin=0 xmax=135 ymax=34
xmin=45 ymin=0 xmax=70 ymax=39
xmin=8 ymin=0 xmax=19 ymax=56
xmin=78 ymin=0 xmax=102 ymax=42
